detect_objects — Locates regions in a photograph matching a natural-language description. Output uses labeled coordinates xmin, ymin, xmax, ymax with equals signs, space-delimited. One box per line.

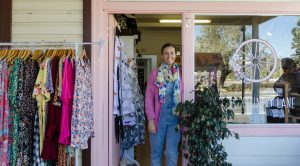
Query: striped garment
xmin=33 ymin=112 xmax=46 ymax=166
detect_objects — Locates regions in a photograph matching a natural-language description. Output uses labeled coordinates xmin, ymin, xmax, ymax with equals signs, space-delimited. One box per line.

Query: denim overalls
xmin=150 ymin=81 xmax=181 ymax=166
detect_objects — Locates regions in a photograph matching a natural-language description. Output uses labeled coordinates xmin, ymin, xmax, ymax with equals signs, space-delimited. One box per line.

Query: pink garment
xmin=145 ymin=68 xmax=183 ymax=131
xmin=0 ymin=62 xmax=10 ymax=165
xmin=59 ymin=59 xmax=75 ymax=145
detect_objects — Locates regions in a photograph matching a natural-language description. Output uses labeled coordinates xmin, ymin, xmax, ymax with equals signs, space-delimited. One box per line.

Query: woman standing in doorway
xmin=145 ymin=43 xmax=183 ymax=166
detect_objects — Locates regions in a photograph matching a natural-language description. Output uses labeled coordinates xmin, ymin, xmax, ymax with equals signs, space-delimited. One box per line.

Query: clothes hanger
xmin=34 ymin=49 xmax=44 ymax=62
xmin=32 ymin=49 xmax=41 ymax=60
xmin=41 ymin=49 xmax=52 ymax=62
xmin=16 ymin=49 xmax=25 ymax=60
xmin=24 ymin=49 xmax=32 ymax=60
xmin=0 ymin=50 xmax=3 ymax=59
xmin=66 ymin=48 xmax=72 ymax=58
xmin=20 ymin=49 xmax=28 ymax=60
xmin=60 ymin=49 xmax=66 ymax=59
xmin=36 ymin=49 xmax=47 ymax=62
xmin=80 ymin=47 xmax=88 ymax=60
xmin=71 ymin=49 xmax=75 ymax=59
xmin=7 ymin=49 xmax=19 ymax=65
xmin=4 ymin=49 xmax=13 ymax=62
xmin=50 ymin=49 xmax=58 ymax=59
xmin=53 ymin=49 xmax=62 ymax=59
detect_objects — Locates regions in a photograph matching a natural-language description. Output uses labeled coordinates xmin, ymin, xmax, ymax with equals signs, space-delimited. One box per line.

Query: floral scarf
xmin=155 ymin=63 xmax=181 ymax=110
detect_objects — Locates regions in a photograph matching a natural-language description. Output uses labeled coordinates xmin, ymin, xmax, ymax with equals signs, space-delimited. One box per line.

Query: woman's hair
xmin=281 ymin=58 xmax=296 ymax=71
xmin=161 ymin=43 xmax=176 ymax=55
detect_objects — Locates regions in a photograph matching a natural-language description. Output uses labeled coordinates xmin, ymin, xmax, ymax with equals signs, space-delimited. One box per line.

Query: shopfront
xmin=89 ymin=1 xmax=300 ymax=166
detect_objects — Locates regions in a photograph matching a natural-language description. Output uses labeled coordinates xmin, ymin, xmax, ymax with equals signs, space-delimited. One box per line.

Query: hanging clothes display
xmin=0 ymin=45 xmax=95 ymax=166
xmin=113 ymin=32 xmax=145 ymax=156
xmin=121 ymin=59 xmax=145 ymax=149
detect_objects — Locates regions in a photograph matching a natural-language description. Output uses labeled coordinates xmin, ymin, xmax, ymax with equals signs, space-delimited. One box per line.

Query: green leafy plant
xmin=174 ymin=83 xmax=242 ymax=166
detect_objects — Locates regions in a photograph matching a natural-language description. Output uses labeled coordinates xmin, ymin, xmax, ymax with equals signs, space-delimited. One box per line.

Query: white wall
xmin=223 ymin=136 xmax=300 ymax=166
xmin=12 ymin=0 xmax=83 ymax=42
xmin=136 ymin=29 xmax=181 ymax=66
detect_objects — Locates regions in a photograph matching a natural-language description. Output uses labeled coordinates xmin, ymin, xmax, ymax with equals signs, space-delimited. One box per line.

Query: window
xmin=194 ymin=15 xmax=300 ymax=124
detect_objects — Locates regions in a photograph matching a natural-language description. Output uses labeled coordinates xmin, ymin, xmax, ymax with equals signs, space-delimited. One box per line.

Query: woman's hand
xmin=148 ymin=120 xmax=156 ymax=134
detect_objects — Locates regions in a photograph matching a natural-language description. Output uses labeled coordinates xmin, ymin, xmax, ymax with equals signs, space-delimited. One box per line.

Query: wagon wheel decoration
xmin=229 ymin=39 xmax=277 ymax=83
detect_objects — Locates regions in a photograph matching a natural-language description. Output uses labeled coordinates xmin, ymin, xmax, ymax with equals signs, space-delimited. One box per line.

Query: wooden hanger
xmin=38 ymin=49 xmax=51 ymax=62
xmin=32 ymin=49 xmax=40 ymax=60
xmin=71 ymin=49 xmax=75 ymax=59
xmin=0 ymin=50 xmax=3 ymax=59
xmin=2 ymin=49 xmax=12 ymax=61
xmin=24 ymin=49 xmax=32 ymax=60
xmin=20 ymin=49 xmax=27 ymax=60
xmin=66 ymin=49 xmax=72 ymax=58
xmin=33 ymin=49 xmax=41 ymax=61
xmin=50 ymin=49 xmax=58 ymax=59
xmin=2 ymin=49 xmax=9 ymax=59
xmin=7 ymin=49 xmax=19 ymax=65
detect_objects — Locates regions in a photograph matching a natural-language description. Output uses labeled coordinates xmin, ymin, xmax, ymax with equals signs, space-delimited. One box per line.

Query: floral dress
xmin=0 ymin=61 xmax=10 ymax=166
xmin=71 ymin=58 xmax=94 ymax=149
xmin=32 ymin=58 xmax=51 ymax=153
xmin=121 ymin=61 xmax=145 ymax=149
xmin=17 ymin=60 xmax=39 ymax=165
xmin=8 ymin=58 xmax=21 ymax=166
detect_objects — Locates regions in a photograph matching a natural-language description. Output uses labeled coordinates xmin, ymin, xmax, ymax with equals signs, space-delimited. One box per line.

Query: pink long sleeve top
xmin=145 ymin=68 xmax=184 ymax=131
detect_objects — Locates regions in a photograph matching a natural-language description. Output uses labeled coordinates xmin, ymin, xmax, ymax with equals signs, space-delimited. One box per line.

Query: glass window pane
xmin=194 ymin=15 xmax=300 ymax=124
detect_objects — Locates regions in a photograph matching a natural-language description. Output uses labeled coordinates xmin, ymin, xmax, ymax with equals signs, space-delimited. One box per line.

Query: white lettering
xmin=282 ymin=99 xmax=286 ymax=108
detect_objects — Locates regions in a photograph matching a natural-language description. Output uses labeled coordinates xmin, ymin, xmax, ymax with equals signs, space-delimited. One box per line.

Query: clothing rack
xmin=0 ymin=41 xmax=103 ymax=57
xmin=0 ymin=41 xmax=100 ymax=166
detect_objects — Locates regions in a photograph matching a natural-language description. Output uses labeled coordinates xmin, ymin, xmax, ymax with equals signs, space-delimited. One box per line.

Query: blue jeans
xmin=150 ymin=81 xmax=181 ymax=166
xmin=149 ymin=119 xmax=180 ymax=166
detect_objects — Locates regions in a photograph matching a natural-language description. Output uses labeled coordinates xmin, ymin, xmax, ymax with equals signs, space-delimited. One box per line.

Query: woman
xmin=145 ymin=43 xmax=183 ymax=166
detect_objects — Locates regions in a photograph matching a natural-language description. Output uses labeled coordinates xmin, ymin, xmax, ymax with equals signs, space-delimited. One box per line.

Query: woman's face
xmin=162 ymin=46 xmax=176 ymax=67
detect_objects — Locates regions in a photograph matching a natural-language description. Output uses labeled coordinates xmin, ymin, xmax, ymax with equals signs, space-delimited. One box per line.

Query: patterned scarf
xmin=155 ymin=63 xmax=181 ymax=110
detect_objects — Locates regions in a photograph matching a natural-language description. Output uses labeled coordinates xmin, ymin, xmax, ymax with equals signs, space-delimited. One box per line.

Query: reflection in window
xmin=194 ymin=16 xmax=300 ymax=124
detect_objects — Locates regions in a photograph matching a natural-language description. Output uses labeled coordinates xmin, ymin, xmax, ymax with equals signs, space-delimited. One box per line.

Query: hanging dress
xmin=0 ymin=61 xmax=10 ymax=166
xmin=41 ymin=56 xmax=60 ymax=160
xmin=32 ymin=58 xmax=51 ymax=153
xmin=71 ymin=54 xmax=94 ymax=149
xmin=17 ymin=60 xmax=39 ymax=165
xmin=59 ymin=58 xmax=75 ymax=145
xmin=33 ymin=111 xmax=46 ymax=166
xmin=121 ymin=61 xmax=145 ymax=149
xmin=8 ymin=58 xmax=21 ymax=166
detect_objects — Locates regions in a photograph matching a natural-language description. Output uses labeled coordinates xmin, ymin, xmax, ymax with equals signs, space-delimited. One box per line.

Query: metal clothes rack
xmin=0 ymin=41 xmax=103 ymax=57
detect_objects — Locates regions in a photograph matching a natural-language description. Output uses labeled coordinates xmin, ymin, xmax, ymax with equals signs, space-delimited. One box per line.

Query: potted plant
xmin=174 ymin=82 xmax=242 ymax=166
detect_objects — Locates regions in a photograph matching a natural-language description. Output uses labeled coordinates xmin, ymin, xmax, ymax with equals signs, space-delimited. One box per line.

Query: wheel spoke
xmin=245 ymin=66 xmax=252 ymax=77
xmin=246 ymin=43 xmax=253 ymax=59
xmin=254 ymin=41 xmax=259 ymax=58
xmin=260 ymin=61 xmax=273 ymax=65
xmin=258 ymin=63 xmax=270 ymax=73
xmin=245 ymin=68 xmax=251 ymax=78
xmin=240 ymin=59 xmax=252 ymax=63
xmin=263 ymin=52 xmax=273 ymax=58
xmin=253 ymin=65 xmax=256 ymax=78
xmin=257 ymin=65 xmax=263 ymax=78
xmin=239 ymin=50 xmax=254 ymax=61
xmin=257 ymin=45 xmax=267 ymax=60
